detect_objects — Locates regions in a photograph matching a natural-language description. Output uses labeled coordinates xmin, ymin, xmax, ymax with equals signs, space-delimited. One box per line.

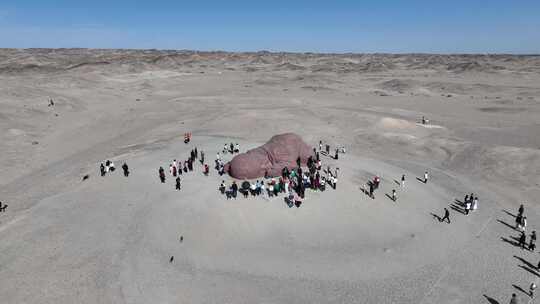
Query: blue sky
xmin=0 ymin=0 xmax=539 ymax=53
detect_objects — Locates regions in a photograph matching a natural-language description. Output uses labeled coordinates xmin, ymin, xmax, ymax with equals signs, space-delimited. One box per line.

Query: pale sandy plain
xmin=1 ymin=49 xmax=540 ymax=304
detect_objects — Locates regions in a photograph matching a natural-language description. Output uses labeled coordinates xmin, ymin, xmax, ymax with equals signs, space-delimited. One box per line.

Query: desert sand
xmin=1 ymin=49 xmax=540 ymax=303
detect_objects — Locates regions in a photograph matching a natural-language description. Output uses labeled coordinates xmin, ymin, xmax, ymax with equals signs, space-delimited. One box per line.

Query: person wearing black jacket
xmin=122 ymin=163 xmax=129 ymax=177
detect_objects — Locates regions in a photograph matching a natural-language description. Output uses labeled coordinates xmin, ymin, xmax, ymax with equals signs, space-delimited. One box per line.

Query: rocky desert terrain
xmin=1 ymin=49 xmax=540 ymax=303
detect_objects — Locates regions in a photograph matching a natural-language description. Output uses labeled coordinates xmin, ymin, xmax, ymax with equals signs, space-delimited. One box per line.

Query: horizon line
xmin=1 ymin=47 xmax=539 ymax=56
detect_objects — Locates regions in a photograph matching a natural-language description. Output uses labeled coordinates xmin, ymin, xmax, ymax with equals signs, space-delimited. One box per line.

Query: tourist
xmin=100 ymin=163 xmax=106 ymax=176
xmin=516 ymin=213 xmax=523 ymax=230
xmin=175 ymin=177 xmax=181 ymax=190
xmin=122 ymin=162 xmax=129 ymax=177
xmin=169 ymin=164 xmax=174 ymax=176
xmin=401 ymin=174 xmax=405 ymax=187
xmin=250 ymin=181 xmax=256 ymax=196
xmin=335 ymin=148 xmax=339 ymax=160
xmin=194 ymin=147 xmax=198 ymax=159
xmin=440 ymin=208 xmax=450 ymax=223
xmin=0 ymin=201 xmax=7 ymax=213
xmin=203 ymin=164 xmax=209 ymax=176
xmin=530 ymin=282 xmax=536 ymax=298
xmin=231 ymin=181 xmax=238 ymax=199
xmin=159 ymin=167 xmax=166 ymax=183
xmin=319 ymin=140 xmax=322 ymax=151
xmin=518 ymin=204 xmax=524 ymax=217
xmin=472 ymin=197 xmax=478 ymax=212
xmin=424 ymin=171 xmax=429 ymax=183
xmin=200 ymin=151 xmax=205 ymax=164
xmin=234 ymin=143 xmax=240 ymax=153
xmin=529 ymin=231 xmax=537 ymax=251
xmin=521 ymin=216 xmax=528 ymax=232
xmin=465 ymin=199 xmax=471 ymax=215
xmin=520 ymin=231 xmax=527 ymax=250
xmin=509 ymin=293 xmax=519 ymax=304
xmin=369 ymin=182 xmax=374 ymax=199
xmin=392 ymin=189 xmax=397 ymax=202
xmin=219 ymin=181 xmax=226 ymax=194
xmin=374 ymin=176 xmax=380 ymax=190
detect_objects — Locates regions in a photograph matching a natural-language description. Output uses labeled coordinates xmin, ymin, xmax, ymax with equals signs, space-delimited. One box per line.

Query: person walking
xmin=440 ymin=208 xmax=450 ymax=223
xmin=530 ymin=282 xmax=536 ymax=298
xmin=401 ymin=174 xmax=405 ymax=187
xmin=200 ymin=151 xmax=205 ymax=164
xmin=175 ymin=177 xmax=181 ymax=190
xmin=520 ymin=231 xmax=527 ymax=250
xmin=529 ymin=231 xmax=537 ymax=251
xmin=518 ymin=204 xmax=524 ymax=217
xmin=0 ymin=201 xmax=7 ymax=213
xmin=392 ymin=189 xmax=397 ymax=202
xmin=319 ymin=140 xmax=323 ymax=151
xmin=424 ymin=171 xmax=429 ymax=183
xmin=159 ymin=167 xmax=166 ymax=183
xmin=100 ymin=163 xmax=106 ymax=176
xmin=369 ymin=182 xmax=374 ymax=199
xmin=465 ymin=200 xmax=471 ymax=215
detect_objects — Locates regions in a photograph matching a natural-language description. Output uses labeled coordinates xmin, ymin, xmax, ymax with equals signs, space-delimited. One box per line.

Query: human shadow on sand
xmin=416 ymin=177 xmax=425 ymax=183
xmin=503 ymin=210 xmax=517 ymax=218
xmin=512 ymin=284 xmax=530 ymax=297
xmin=483 ymin=295 xmax=500 ymax=304
xmin=385 ymin=193 xmax=395 ymax=202
xmin=519 ymin=265 xmax=540 ymax=277
xmin=430 ymin=213 xmax=442 ymax=222
xmin=514 ymin=255 xmax=537 ymax=269
xmin=514 ymin=256 xmax=540 ymax=276
xmin=450 ymin=204 xmax=466 ymax=215
xmin=497 ymin=219 xmax=517 ymax=231
xmin=501 ymin=237 xmax=520 ymax=248
xmin=454 ymin=199 xmax=464 ymax=206
xmin=393 ymin=179 xmax=401 ymax=186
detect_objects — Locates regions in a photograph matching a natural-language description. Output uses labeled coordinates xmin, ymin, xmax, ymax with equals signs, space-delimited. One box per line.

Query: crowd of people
xmin=507 ymin=203 xmax=539 ymax=303
xmin=158 ymin=147 xmax=209 ymax=190
xmin=100 ymin=160 xmax=116 ymax=176
xmin=218 ymin=146 xmax=340 ymax=208
xmin=99 ymin=160 xmax=130 ymax=177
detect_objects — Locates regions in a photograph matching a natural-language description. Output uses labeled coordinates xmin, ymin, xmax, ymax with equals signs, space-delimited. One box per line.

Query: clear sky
xmin=0 ymin=0 xmax=539 ymax=53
